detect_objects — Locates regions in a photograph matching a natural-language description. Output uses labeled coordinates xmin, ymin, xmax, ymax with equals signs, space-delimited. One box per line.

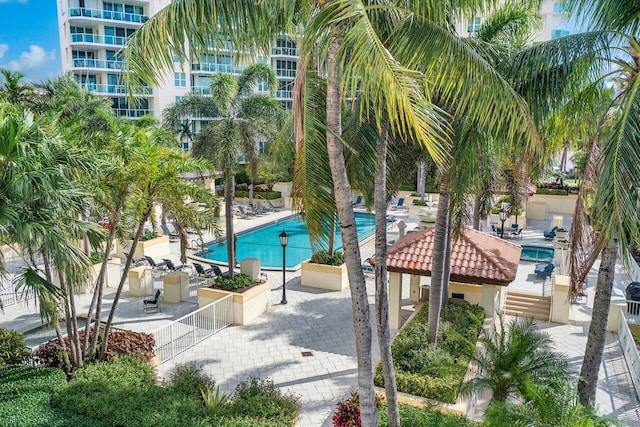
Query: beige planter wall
xmin=128 ymin=266 xmax=154 ymax=297
xmin=198 ymin=281 xmax=272 ymax=325
xmin=448 ymin=282 xmax=482 ymax=306
xmin=551 ymin=274 xmax=570 ymax=324
xmin=234 ymin=197 xmax=284 ymax=209
xmin=116 ymin=235 xmax=171 ymax=260
xmin=300 ymin=262 xmax=348 ymax=291
xmin=273 ymin=182 xmax=292 ymax=197
xmin=530 ymin=194 xmax=577 ymax=214
xmin=163 ymin=271 xmax=190 ymax=303
xmin=76 ymin=258 xmax=122 ymax=294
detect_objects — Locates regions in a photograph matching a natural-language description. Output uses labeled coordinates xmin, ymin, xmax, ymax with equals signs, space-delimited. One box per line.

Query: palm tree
xmin=461 ymin=315 xmax=570 ymax=403
xmin=122 ymin=2 xmax=541 ymax=423
xmin=189 ymin=63 xmax=282 ymax=279
xmin=483 ymin=381 xmax=616 ymax=426
xmin=0 ymin=69 xmax=34 ymax=106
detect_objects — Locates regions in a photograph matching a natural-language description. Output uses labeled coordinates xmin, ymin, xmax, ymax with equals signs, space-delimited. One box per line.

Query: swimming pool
xmin=198 ymin=213 xmax=376 ymax=269
xmin=520 ymin=245 xmax=554 ymax=262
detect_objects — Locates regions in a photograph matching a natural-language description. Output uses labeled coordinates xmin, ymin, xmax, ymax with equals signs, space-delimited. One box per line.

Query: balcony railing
xmin=275 ymin=69 xmax=297 ymax=78
xmin=69 ymin=7 xmax=148 ymax=24
xmin=191 ymin=63 xmax=240 ymax=73
xmin=80 ymin=83 xmax=152 ymax=95
xmin=70 ymin=33 xmax=128 ymax=46
xmin=114 ymin=108 xmax=153 ymax=118
xmin=276 ymin=90 xmax=293 ymax=99
xmin=72 ymin=58 xmax=123 ymax=70
xmin=190 ymin=86 xmax=211 ymax=95
xmin=271 ymin=46 xmax=298 ymax=56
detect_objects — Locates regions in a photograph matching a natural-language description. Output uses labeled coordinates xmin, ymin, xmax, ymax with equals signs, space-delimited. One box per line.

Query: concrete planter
xmin=555 ymin=229 xmax=568 ymax=241
xmin=197 ymin=281 xmax=272 ymax=325
xmin=530 ymin=193 xmax=577 ymax=214
xmin=77 ymin=258 xmax=122 ymax=294
xmin=116 ymin=235 xmax=170 ymax=260
xmin=300 ymin=262 xmax=348 ymax=291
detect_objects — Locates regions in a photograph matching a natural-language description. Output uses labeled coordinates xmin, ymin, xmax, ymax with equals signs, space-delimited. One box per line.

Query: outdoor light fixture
xmin=279 ymin=229 xmax=289 ymax=304
xmin=499 ymin=209 xmax=507 ymax=239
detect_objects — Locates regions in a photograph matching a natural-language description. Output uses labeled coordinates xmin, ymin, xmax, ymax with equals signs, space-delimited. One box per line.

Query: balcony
xmin=80 ymin=83 xmax=152 ymax=96
xmin=271 ymin=46 xmax=298 ymax=57
xmin=275 ymin=69 xmax=297 ymax=78
xmin=72 ymin=58 xmax=123 ymax=70
xmin=190 ymin=63 xmax=241 ymax=74
xmin=114 ymin=108 xmax=153 ymax=118
xmin=70 ymin=33 xmax=128 ymax=46
xmin=191 ymin=86 xmax=211 ymax=95
xmin=276 ymin=90 xmax=293 ymax=99
xmin=69 ymin=8 xmax=148 ymax=24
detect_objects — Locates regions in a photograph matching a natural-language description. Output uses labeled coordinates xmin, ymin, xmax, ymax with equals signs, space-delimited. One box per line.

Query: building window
xmin=257 ymin=80 xmax=268 ymax=92
xmin=175 ymin=72 xmax=186 ymax=87
xmin=467 ymin=17 xmax=481 ymax=34
xmin=258 ymin=141 xmax=266 ymax=155
xmin=175 ymin=96 xmax=182 ymax=102
xmin=551 ymin=29 xmax=569 ymax=38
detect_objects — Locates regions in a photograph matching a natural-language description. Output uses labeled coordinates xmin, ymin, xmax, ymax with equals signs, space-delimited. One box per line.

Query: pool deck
xmin=2 ymin=209 xmax=639 ymax=425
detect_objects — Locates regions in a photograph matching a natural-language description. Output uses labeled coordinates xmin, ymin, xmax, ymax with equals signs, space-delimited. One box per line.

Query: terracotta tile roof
xmin=385 ymin=227 xmax=522 ymax=286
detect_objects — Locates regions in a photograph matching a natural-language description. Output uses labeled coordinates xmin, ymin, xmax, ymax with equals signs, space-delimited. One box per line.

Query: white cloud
xmin=6 ymin=45 xmax=55 ymax=72
xmin=0 ymin=44 xmax=8 ymax=60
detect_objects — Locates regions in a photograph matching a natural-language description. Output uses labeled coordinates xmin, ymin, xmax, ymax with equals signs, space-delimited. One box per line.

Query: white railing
xmin=626 ymin=300 xmax=640 ymax=326
xmin=0 ymin=281 xmax=34 ymax=307
xmin=151 ymin=295 xmax=233 ymax=364
xmin=618 ymin=313 xmax=640 ymax=400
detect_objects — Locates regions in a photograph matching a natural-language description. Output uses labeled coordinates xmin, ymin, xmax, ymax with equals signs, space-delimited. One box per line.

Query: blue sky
xmin=0 ymin=0 xmax=60 ymax=83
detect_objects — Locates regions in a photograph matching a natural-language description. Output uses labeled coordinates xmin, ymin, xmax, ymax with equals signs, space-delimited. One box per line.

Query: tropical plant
xmin=189 ymin=63 xmax=283 ymax=279
xmin=483 ymin=381 xmax=617 ymax=426
xmin=461 ymin=314 xmax=569 ymax=403
xmin=0 ymin=329 xmax=30 ymax=366
xmin=0 ymin=69 xmax=34 ymax=106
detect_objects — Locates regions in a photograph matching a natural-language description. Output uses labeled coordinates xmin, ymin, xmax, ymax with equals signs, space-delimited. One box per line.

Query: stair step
xmin=504 ymin=291 xmax=551 ymax=321
xmin=504 ymin=309 xmax=549 ymax=321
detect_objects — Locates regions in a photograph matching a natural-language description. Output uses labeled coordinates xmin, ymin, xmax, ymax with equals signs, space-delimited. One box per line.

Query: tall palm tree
xmin=189 ymin=63 xmax=283 ymax=279
xmin=0 ymin=69 xmax=34 ymax=106
xmin=123 ymin=2 xmax=541 ymax=423
xmin=461 ymin=315 xmax=570 ymax=403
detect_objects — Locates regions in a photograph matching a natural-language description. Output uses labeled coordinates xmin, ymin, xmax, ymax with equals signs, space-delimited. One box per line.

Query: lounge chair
xmin=211 ymin=265 xmax=228 ymax=278
xmin=160 ymin=224 xmax=179 ymax=241
xmin=162 ymin=259 xmax=190 ymax=272
xmin=352 ymin=195 xmax=364 ymax=207
xmin=390 ymin=197 xmax=409 ymax=212
xmin=543 ymin=226 xmax=558 ymax=240
xmin=123 ymin=252 xmax=147 ymax=266
xmin=509 ymin=228 xmax=523 ymax=240
xmin=143 ymin=289 xmax=161 ymax=312
xmin=534 ymin=259 xmax=555 ymax=278
xmin=265 ymin=199 xmax=282 ymax=212
xmin=144 ymin=256 xmax=167 ymax=269
xmin=251 ymin=202 xmax=267 ymax=215
xmin=193 ymin=262 xmax=215 ymax=277
xmin=235 ymin=205 xmax=251 ymax=219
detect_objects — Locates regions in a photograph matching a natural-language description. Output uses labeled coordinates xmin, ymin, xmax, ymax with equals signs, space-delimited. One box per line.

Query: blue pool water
xmin=199 ymin=213 xmax=376 ymax=268
xmin=520 ymin=245 xmax=554 ymax=262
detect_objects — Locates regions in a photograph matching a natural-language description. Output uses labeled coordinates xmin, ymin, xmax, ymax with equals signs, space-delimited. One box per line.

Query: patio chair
xmin=390 ymin=197 xmax=409 ymax=212
xmin=193 ymin=262 xmax=215 ymax=277
xmin=534 ymin=259 xmax=555 ymax=278
xmin=252 ymin=202 xmax=267 ymax=215
xmin=160 ymin=224 xmax=179 ymax=241
xmin=144 ymin=256 xmax=167 ymax=269
xmin=509 ymin=227 xmax=523 ymax=240
xmin=123 ymin=252 xmax=147 ymax=266
xmin=543 ymin=226 xmax=559 ymax=240
xmin=265 ymin=199 xmax=282 ymax=212
xmin=143 ymin=289 xmax=161 ymax=313
xmin=162 ymin=259 xmax=190 ymax=272
xmin=234 ymin=204 xmax=250 ymax=219
xmin=210 ymin=265 xmax=229 ymax=279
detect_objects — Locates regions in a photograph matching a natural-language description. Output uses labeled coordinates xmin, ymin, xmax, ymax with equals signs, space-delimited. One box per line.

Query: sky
xmin=0 ymin=0 xmax=61 ymax=83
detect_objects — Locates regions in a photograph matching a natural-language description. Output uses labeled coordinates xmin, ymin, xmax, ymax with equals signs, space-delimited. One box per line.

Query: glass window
xmin=551 ymin=29 xmax=569 ymax=38
xmin=174 ymin=72 xmax=186 ymax=87
xmin=553 ymin=2 xmax=568 ymax=13
xmin=467 ymin=17 xmax=481 ymax=33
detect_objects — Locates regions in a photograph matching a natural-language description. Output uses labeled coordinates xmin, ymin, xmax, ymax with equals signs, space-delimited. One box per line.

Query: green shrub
xmin=234 ymin=190 xmax=282 ymax=200
xmin=375 ymin=300 xmax=485 ymax=403
xmin=399 ymin=184 xmax=415 ymax=191
xmin=535 ymin=187 xmax=569 ymax=195
xmin=215 ymin=378 xmax=301 ymax=425
xmin=378 ymin=402 xmax=479 ymax=426
xmin=139 ymin=230 xmax=158 ymax=241
xmin=167 ymin=362 xmax=216 ymax=399
xmin=214 ymin=274 xmax=254 ymax=291
xmin=88 ymin=251 xmax=104 ymax=265
xmin=0 ymin=365 xmax=103 ymax=427
xmin=0 ymin=328 xmax=31 ymax=366
xmin=310 ymin=250 xmax=345 ymax=266
xmin=73 ymin=355 xmax=155 ymax=388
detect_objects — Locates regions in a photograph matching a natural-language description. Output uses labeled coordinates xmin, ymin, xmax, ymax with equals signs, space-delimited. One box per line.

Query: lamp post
xmin=279 ymin=229 xmax=288 ymax=304
xmin=499 ymin=208 xmax=507 ymax=239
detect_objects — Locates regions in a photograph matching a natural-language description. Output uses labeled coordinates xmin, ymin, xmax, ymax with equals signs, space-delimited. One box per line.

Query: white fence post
xmin=618 ymin=313 xmax=640 ymax=400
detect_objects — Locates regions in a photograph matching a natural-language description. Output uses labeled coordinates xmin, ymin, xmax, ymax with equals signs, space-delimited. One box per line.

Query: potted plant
xmin=301 ymin=250 xmax=348 ymax=291
xmin=197 ymin=273 xmax=272 ymax=325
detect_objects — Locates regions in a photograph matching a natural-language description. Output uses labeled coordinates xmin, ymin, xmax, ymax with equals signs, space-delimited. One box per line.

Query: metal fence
xmin=618 ymin=313 xmax=640 ymax=400
xmin=152 ymin=294 xmax=233 ymax=364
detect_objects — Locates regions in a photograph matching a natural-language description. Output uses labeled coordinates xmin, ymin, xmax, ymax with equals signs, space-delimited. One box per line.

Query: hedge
xmin=535 ymin=188 xmax=569 ymax=196
xmin=375 ymin=299 xmax=484 ymax=403
xmin=233 ymin=190 xmax=281 ymax=200
xmin=378 ymin=402 xmax=479 ymax=426
xmin=0 ymin=365 xmax=103 ymax=427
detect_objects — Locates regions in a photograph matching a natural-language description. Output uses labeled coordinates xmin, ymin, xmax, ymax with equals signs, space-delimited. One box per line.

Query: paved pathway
xmin=2 ymin=208 xmax=639 ymax=425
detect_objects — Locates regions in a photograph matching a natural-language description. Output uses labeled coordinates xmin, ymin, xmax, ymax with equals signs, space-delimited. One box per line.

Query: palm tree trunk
xmin=417 ymin=161 xmax=426 ymax=203
xmin=473 ymin=196 xmax=481 ymax=230
xmin=53 ymin=319 xmax=72 ymax=375
xmin=428 ymin=180 xmax=450 ymax=344
xmin=578 ymin=239 xmax=618 ymax=405
xmin=374 ymin=130 xmax=400 ymax=426
xmin=100 ymin=204 xmax=153 ymax=359
xmin=441 ymin=221 xmax=452 ymax=310
xmin=225 ymin=171 xmax=236 ymax=279
xmin=325 ymin=37 xmax=376 ymax=426
xmin=175 ymin=220 xmax=189 ymax=263
xmin=60 ymin=278 xmax=80 ymax=367
xmin=86 ymin=207 xmax=120 ymax=360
